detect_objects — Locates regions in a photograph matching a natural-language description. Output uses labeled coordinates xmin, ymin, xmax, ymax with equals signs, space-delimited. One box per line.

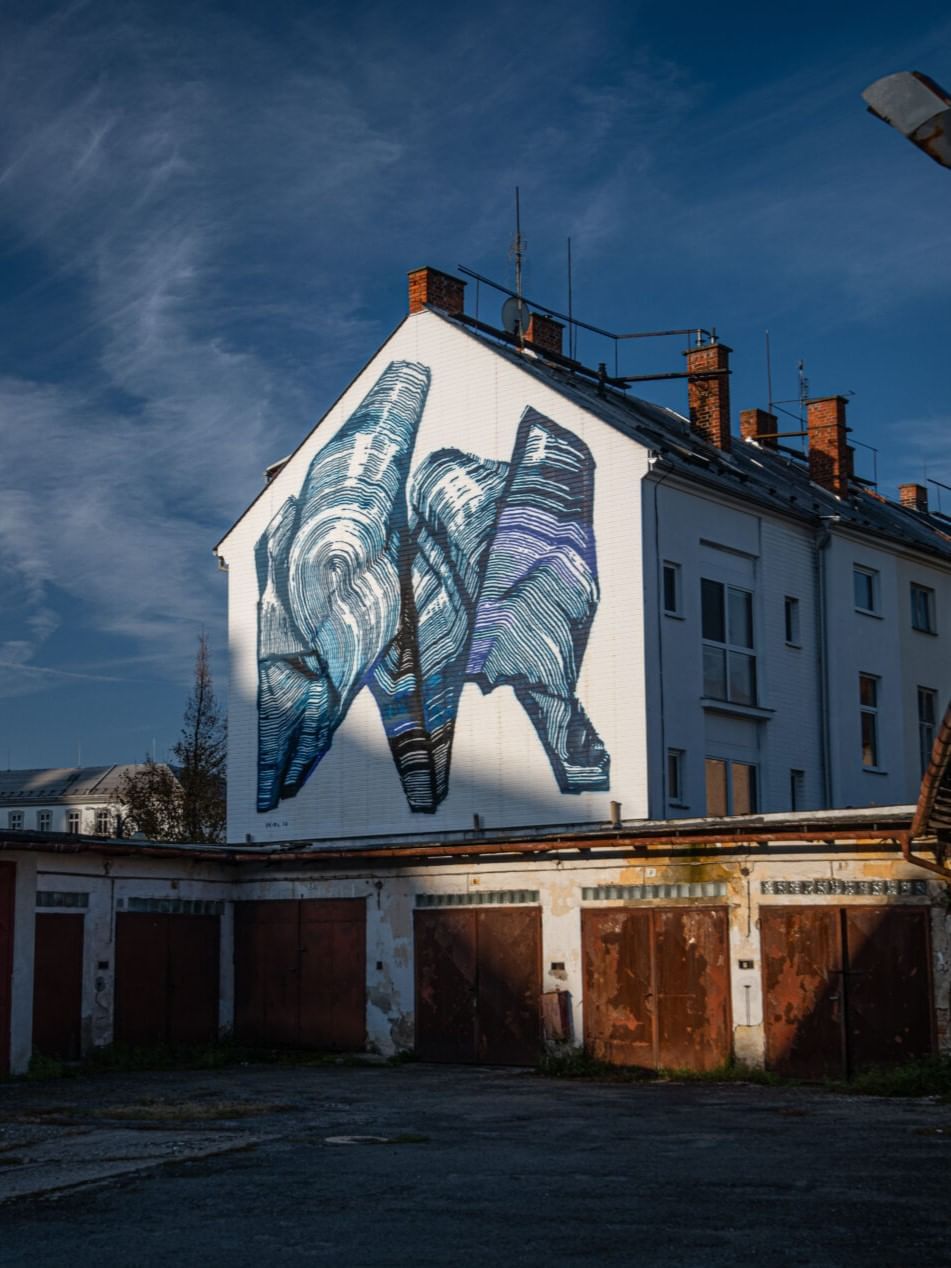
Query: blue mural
xmin=256 ymin=360 xmax=609 ymax=814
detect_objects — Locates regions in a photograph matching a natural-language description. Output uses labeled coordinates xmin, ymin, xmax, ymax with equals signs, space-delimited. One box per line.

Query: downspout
xmin=814 ymin=524 xmax=834 ymax=808
xmin=649 ymin=456 xmax=672 ymax=815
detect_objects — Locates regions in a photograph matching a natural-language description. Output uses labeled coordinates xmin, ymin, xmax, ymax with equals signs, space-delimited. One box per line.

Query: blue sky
xmin=1 ymin=0 xmax=950 ymax=768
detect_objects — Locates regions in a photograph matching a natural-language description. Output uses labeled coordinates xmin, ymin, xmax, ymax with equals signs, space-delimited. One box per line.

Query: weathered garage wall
xmin=26 ymin=855 xmax=231 ymax=1068
xmin=5 ymin=842 xmax=947 ymax=1076
xmin=232 ymin=849 xmax=948 ymax=1065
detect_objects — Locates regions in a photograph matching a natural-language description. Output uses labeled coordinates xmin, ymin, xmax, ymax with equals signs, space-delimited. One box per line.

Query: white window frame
xmin=859 ymin=673 xmax=881 ymax=769
xmin=94 ymin=809 xmax=112 ymax=836
xmin=662 ymin=561 xmax=683 ymax=617
xmin=918 ymin=686 xmax=938 ymax=777
xmin=784 ymin=595 xmax=801 ymax=647
xmin=8 ymin=810 xmax=23 ymax=830
xmin=704 ymin=756 xmax=758 ymax=816
xmin=37 ymin=810 xmax=52 ymax=832
xmin=701 ymin=578 xmax=757 ymax=706
xmin=910 ymin=583 xmax=936 ymax=634
xmin=790 ymin=768 xmax=805 ymax=811
xmin=66 ymin=810 xmax=81 ymax=834
xmin=853 ymin=565 xmax=880 ymax=616
xmin=667 ymin=748 xmax=686 ymax=806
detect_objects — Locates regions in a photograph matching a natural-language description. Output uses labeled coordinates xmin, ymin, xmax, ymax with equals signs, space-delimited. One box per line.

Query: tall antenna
xmin=513 ymin=187 xmax=525 ymax=303
xmin=765 ymin=330 xmax=774 ymax=413
xmin=567 ymin=237 xmax=574 ymax=360
xmin=797 ymin=359 xmax=809 ymax=424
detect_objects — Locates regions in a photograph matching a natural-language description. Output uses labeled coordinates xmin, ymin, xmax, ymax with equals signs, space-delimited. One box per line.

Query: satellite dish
xmin=501 ymin=296 xmax=532 ymax=336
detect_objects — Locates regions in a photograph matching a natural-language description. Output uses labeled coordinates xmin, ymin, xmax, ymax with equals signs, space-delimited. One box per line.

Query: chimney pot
xmin=524 ymin=312 xmax=563 ymax=357
xmin=899 ymin=482 xmax=929 ymax=513
xmin=684 ymin=341 xmax=732 ymax=451
xmin=806 ymin=396 xmax=850 ymax=497
xmin=739 ymin=407 xmax=778 ymax=448
xmin=407 ymin=266 xmax=466 ymax=317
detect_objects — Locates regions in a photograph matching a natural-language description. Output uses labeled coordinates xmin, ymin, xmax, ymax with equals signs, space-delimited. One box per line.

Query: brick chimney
xmin=408 ymin=266 xmax=466 ymax=316
xmin=899 ymin=482 xmax=929 ymax=512
xmin=524 ymin=312 xmax=563 ymax=357
xmin=739 ymin=408 xmax=778 ymax=448
xmin=807 ymin=396 xmax=850 ymax=497
xmin=684 ymin=341 xmax=732 ymax=451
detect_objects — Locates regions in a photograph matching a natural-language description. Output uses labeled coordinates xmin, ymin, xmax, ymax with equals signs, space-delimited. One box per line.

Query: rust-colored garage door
xmin=762 ymin=906 xmax=933 ymax=1078
xmin=582 ymin=907 xmax=732 ymax=1071
xmin=234 ymin=899 xmax=366 ymax=1051
xmin=33 ymin=913 xmax=84 ymax=1060
xmin=114 ymin=913 xmax=220 ymax=1047
xmin=414 ymin=907 xmax=542 ymax=1065
xmin=0 ymin=863 xmax=13 ymax=1076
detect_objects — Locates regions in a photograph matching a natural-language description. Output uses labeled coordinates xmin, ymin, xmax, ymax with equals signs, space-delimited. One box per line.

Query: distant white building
xmin=0 ymin=765 xmax=164 ymax=837
xmin=215 ymin=266 xmax=951 ymax=844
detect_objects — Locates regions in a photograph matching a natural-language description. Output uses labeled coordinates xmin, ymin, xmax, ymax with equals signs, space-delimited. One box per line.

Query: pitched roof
xmin=218 ymin=302 xmax=951 ymax=567
xmin=0 ymin=764 xmax=165 ymax=803
xmin=440 ymin=312 xmax=951 ymax=564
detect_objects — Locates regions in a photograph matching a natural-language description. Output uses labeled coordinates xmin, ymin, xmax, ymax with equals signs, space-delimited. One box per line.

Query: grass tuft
xmin=831 ymin=1056 xmax=951 ymax=1099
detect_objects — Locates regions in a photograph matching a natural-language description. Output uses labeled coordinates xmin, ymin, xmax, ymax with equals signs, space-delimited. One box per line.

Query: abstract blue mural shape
xmin=256 ymin=370 xmax=610 ymax=814
xmin=466 ymin=410 xmax=609 ymax=795
xmin=256 ymin=360 xmax=431 ymax=811
xmin=369 ymin=449 xmax=508 ymax=811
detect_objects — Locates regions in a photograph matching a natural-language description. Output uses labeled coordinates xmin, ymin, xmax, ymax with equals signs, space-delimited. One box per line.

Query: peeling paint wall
xmin=4 ymin=844 xmax=946 ymax=1074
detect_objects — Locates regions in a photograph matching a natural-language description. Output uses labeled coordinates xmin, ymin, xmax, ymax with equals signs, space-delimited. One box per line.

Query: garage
xmin=234 ymin=898 xmax=366 ymax=1050
xmin=762 ymin=905 xmax=934 ymax=1077
xmin=414 ymin=904 xmax=542 ymax=1065
xmin=114 ymin=910 xmax=220 ymax=1047
xmin=582 ymin=907 xmax=732 ymax=1071
xmin=32 ymin=913 xmax=84 ymax=1060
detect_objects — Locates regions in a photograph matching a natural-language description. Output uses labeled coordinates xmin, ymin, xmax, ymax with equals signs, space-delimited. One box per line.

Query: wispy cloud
xmin=0 ymin=0 xmax=948 ymax=724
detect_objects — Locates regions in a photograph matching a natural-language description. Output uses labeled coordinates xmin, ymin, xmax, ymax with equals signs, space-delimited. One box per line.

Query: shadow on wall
xmin=237 ymin=701 xmax=620 ymax=842
xmin=252 ymin=359 xmax=610 ymax=834
xmin=762 ymin=905 xmax=934 ymax=1078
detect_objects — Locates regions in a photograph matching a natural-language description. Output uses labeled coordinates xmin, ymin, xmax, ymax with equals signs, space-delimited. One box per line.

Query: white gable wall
xmin=218 ymin=312 xmax=652 ymax=843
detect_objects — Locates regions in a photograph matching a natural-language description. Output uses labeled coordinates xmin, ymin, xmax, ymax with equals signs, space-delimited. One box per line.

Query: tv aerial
xmin=501 ymin=186 xmax=531 ymax=338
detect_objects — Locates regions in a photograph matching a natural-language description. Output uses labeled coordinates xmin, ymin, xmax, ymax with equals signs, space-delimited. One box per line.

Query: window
xmin=667 ymin=748 xmax=686 ymax=804
xmin=918 ymin=687 xmax=938 ymax=777
xmin=662 ymin=562 xmax=682 ymax=616
xmin=911 ymin=584 xmax=936 ymax=634
xmin=8 ymin=811 xmax=23 ymax=830
xmin=853 ymin=566 xmax=879 ymax=614
xmin=790 ymin=769 xmax=805 ymax=811
xmin=705 ymin=758 xmax=757 ymax=816
xmin=95 ymin=809 xmax=111 ymax=836
xmin=701 ymin=579 xmax=756 ymax=705
xmin=67 ymin=810 xmax=81 ymax=834
xmin=37 ymin=810 xmax=51 ymax=832
xmin=859 ymin=674 xmax=880 ymax=768
xmin=784 ymin=596 xmax=800 ymax=646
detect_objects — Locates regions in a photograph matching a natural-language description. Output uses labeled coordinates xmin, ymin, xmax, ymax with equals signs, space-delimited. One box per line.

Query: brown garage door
xmin=0 ymin=863 xmax=13 ymax=1076
xmin=33 ymin=913 xmax=84 ymax=1060
xmin=115 ymin=913 xmax=220 ymax=1047
xmin=762 ymin=905 xmax=934 ymax=1078
xmin=415 ymin=906 xmax=541 ymax=1065
xmin=582 ymin=907 xmax=732 ymax=1071
xmin=234 ymin=899 xmax=366 ymax=1051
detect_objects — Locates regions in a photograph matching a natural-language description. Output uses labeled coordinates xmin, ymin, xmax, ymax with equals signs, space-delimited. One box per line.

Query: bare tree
xmin=118 ymin=633 xmax=226 ymax=843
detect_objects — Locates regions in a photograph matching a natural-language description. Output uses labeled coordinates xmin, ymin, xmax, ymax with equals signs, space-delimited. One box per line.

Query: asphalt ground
xmin=1 ymin=1061 xmax=949 ymax=1266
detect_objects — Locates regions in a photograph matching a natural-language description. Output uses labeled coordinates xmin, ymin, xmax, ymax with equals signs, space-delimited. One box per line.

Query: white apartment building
xmin=216 ymin=266 xmax=950 ymax=844
xmin=0 ymin=765 xmax=159 ymax=837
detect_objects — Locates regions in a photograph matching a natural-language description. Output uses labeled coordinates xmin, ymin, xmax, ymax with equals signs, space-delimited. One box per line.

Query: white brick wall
xmin=218 ymin=313 xmax=652 ymax=843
